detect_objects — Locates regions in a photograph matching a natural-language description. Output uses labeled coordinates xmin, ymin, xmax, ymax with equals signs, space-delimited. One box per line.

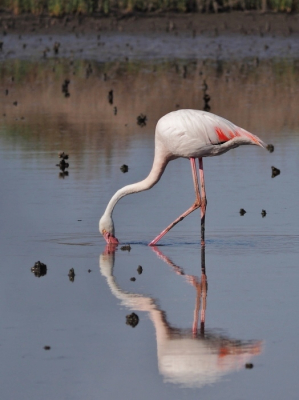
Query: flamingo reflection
xmin=100 ymin=245 xmax=262 ymax=388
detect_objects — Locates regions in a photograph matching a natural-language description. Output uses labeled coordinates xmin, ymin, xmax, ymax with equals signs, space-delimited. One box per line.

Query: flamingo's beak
xmin=103 ymin=230 xmax=119 ymax=245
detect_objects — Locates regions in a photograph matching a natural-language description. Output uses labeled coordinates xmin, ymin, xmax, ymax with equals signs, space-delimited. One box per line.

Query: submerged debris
xmin=126 ymin=312 xmax=139 ymax=328
xmin=59 ymin=171 xmax=69 ymax=179
xmin=239 ymin=208 xmax=246 ymax=216
xmin=31 ymin=261 xmax=47 ymax=277
xmin=271 ymin=166 xmax=280 ymax=178
xmin=261 ymin=209 xmax=267 ymax=217
xmin=267 ymin=144 xmax=274 ymax=153
xmin=245 ymin=363 xmax=254 ymax=369
xmin=120 ymin=164 xmax=128 ymax=173
xmin=121 ymin=244 xmax=131 ymax=251
xmin=130 ymin=277 xmax=136 ymax=281
xmin=137 ymin=113 xmax=147 ymax=127
xmin=137 ymin=265 xmax=143 ymax=275
xmin=44 ymin=346 xmax=51 ymax=350
xmin=68 ymin=268 xmax=75 ymax=282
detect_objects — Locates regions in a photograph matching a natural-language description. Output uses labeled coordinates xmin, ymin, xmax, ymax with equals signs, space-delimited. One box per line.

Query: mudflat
xmin=0 ymin=10 xmax=298 ymax=36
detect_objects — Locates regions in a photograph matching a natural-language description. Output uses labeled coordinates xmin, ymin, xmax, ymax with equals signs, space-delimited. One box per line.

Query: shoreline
xmin=0 ymin=11 xmax=298 ymax=36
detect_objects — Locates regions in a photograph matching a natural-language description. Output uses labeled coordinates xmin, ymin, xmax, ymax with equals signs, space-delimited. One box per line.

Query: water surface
xmin=0 ymin=43 xmax=299 ymax=399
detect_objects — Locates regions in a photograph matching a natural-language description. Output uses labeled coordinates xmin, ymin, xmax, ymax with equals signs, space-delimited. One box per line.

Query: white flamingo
xmin=100 ymin=109 xmax=268 ymax=245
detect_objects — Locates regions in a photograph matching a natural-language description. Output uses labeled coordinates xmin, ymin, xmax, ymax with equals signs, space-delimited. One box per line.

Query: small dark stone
xmin=245 ymin=363 xmax=254 ymax=369
xmin=0 ymin=41 xmax=3 ymax=51
xmin=130 ymin=277 xmax=136 ymax=281
xmin=44 ymin=346 xmax=51 ymax=350
xmin=137 ymin=113 xmax=147 ymax=127
xmin=114 ymin=106 xmax=117 ymax=115
xmin=68 ymin=268 xmax=75 ymax=282
xmin=137 ymin=265 xmax=143 ymax=275
xmin=266 ymin=144 xmax=274 ymax=153
xmin=261 ymin=210 xmax=267 ymax=217
xmin=5 ymin=89 xmax=8 ymax=95
xmin=126 ymin=312 xmax=139 ymax=328
xmin=271 ymin=166 xmax=280 ymax=178
xmin=31 ymin=261 xmax=47 ymax=278
xmin=120 ymin=164 xmax=128 ymax=173
xmin=121 ymin=244 xmax=131 ymax=251
xmin=13 ymin=101 xmax=18 ymax=106
xmin=239 ymin=208 xmax=246 ymax=216
xmin=88 ymin=269 xmax=91 ymax=273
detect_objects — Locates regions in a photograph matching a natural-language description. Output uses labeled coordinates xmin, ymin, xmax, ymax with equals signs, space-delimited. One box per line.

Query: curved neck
xmin=103 ymin=148 xmax=169 ymax=218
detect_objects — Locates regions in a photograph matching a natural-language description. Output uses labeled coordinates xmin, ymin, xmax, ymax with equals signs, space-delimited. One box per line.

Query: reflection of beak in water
xmin=99 ymin=245 xmax=262 ymax=389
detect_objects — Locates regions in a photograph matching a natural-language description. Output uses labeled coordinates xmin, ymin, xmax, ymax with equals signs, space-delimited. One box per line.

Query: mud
xmin=0 ymin=11 xmax=299 ymax=36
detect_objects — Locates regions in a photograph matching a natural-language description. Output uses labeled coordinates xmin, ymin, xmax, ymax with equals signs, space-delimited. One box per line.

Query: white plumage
xmin=100 ymin=109 xmax=267 ymax=245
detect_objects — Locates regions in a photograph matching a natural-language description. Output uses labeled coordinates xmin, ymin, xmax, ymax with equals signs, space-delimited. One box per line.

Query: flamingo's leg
xmin=149 ymin=157 xmax=202 ymax=246
xmin=198 ymin=158 xmax=207 ymax=245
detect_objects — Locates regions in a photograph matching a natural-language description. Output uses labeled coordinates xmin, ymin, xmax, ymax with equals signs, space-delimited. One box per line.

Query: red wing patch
xmin=215 ymin=127 xmax=230 ymax=142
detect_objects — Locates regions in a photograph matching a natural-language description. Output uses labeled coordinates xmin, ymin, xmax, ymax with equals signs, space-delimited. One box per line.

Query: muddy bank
xmin=0 ymin=11 xmax=299 ymax=36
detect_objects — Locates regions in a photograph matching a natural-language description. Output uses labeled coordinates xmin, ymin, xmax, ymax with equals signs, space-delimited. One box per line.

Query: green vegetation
xmin=0 ymin=0 xmax=297 ymax=14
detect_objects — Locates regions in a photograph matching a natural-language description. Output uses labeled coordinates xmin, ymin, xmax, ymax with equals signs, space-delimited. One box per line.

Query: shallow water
xmin=0 ymin=39 xmax=299 ymax=399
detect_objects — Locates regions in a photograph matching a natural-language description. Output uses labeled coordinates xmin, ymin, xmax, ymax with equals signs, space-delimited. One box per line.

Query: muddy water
xmin=0 ymin=44 xmax=299 ymax=399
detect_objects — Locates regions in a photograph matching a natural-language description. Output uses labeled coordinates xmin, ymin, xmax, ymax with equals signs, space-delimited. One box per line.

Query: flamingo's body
xmin=100 ymin=110 xmax=267 ymax=245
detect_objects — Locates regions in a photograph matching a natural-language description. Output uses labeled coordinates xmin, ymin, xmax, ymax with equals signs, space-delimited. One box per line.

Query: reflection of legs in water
xmin=190 ymin=270 xmax=207 ymax=337
xmin=151 ymin=244 xmax=207 ymax=337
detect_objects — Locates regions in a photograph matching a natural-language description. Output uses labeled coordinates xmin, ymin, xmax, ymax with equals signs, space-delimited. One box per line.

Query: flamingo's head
xmin=99 ymin=214 xmax=119 ymax=245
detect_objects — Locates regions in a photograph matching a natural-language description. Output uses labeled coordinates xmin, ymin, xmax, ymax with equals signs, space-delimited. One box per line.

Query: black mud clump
xmin=137 ymin=265 xmax=143 ymax=275
xmin=31 ymin=261 xmax=47 ymax=277
xmin=203 ymin=80 xmax=211 ymax=111
xmin=62 ymin=79 xmax=70 ymax=98
xmin=56 ymin=152 xmax=69 ymax=173
xmin=121 ymin=244 xmax=131 ymax=251
xmin=261 ymin=209 xmax=267 ymax=217
xmin=53 ymin=41 xmax=60 ymax=55
xmin=126 ymin=312 xmax=139 ymax=328
xmin=137 ymin=113 xmax=147 ymax=127
xmin=267 ymin=144 xmax=274 ymax=153
xmin=239 ymin=208 xmax=246 ymax=216
xmin=271 ymin=166 xmax=280 ymax=178
xmin=68 ymin=268 xmax=75 ymax=282
xmin=120 ymin=164 xmax=128 ymax=173
xmin=108 ymin=90 xmax=113 ymax=105
xmin=245 ymin=363 xmax=254 ymax=369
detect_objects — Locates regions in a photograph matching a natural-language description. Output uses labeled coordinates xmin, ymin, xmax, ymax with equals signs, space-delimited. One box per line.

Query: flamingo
xmin=100 ymin=109 xmax=269 ymax=246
